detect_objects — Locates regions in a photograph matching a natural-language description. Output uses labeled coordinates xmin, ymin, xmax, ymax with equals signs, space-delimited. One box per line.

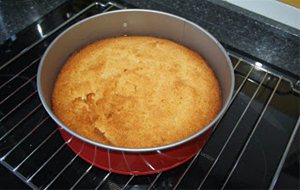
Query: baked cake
xmin=52 ymin=36 xmax=221 ymax=148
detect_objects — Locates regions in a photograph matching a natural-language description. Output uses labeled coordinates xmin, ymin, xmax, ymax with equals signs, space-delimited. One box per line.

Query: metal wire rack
xmin=0 ymin=1 xmax=299 ymax=189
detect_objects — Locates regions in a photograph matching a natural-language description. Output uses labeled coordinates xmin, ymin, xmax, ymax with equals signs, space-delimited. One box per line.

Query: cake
xmin=52 ymin=36 xmax=221 ymax=148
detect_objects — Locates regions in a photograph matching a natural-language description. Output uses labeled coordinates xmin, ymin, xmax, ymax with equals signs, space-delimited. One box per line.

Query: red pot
xmin=37 ymin=9 xmax=234 ymax=175
xmin=59 ymin=127 xmax=213 ymax=175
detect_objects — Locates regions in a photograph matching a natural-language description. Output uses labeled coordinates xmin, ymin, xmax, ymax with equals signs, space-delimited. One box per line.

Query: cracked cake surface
xmin=52 ymin=36 xmax=221 ymax=148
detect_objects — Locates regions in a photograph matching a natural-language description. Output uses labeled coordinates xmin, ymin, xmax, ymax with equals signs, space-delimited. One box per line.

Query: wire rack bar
xmin=211 ymin=64 xmax=255 ymax=132
xmin=0 ymin=103 xmax=42 ymax=140
xmin=70 ymin=146 xmax=97 ymax=190
xmin=229 ymin=53 xmax=300 ymax=95
xmin=0 ymin=116 xmax=50 ymax=161
xmin=121 ymin=175 xmax=135 ymax=190
xmin=233 ymin=58 xmax=242 ymax=69
xmin=44 ymin=142 xmax=85 ymax=190
xmin=269 ymin=116 xmax=300 ymax=190
xmin=231 ymin=66 xmax=255 ymax=99
xmin=0 ymin=75 xmax=36 ymax=105
xmin=221 ymin=77 xmax=282 ymax=189
xmin=146 ymin=172 xmax=162 ymax=190
xmin=173 ymin=149 xmax=202 ymax=189
xmin=0 ymin=57 xmax=40 ymax=89
xmin=70 ymin=164 xmax=93 ymax=189
xmin=70 ymin=163 xmax=94 ymax=189
xmin=105 ymin=1 xmax=128 ymax=9
xmin=197 ymin=72 xmax=269 ymax=189
xmin=95 ymin=172 xmax=111 ymax=190
xmin=26 ymin=137 xmax=73 ymax=182
xmin=0 ymin=160 xmax=38 ymax=189
xmin=0 ymin=90 xmax=38 ymax=121
xmin=14 ymin=128 xmax=58 ymax=172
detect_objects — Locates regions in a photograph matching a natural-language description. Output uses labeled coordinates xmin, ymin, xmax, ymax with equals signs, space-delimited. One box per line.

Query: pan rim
xmin=37 ymin=9 xmax=235 ymax=153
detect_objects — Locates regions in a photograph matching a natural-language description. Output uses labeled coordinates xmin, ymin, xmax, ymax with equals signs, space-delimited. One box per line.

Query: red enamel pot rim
xmin=37 ymin=9 xmax=234 ymax=153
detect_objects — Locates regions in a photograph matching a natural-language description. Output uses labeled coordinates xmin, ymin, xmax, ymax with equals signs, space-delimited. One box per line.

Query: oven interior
xmin=0 ymin=1 xmax=299 ymax=189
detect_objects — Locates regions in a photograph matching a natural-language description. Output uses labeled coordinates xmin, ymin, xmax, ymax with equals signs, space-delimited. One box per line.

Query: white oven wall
xmin=223 ymin=0 xmax=300 ymax=30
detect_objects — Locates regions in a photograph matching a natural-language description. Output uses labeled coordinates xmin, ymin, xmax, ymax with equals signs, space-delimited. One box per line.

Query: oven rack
xmin=0 ymin=1 xmax=299 ymax=189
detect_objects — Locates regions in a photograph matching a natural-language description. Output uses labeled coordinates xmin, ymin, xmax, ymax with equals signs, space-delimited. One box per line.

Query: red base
xmin=59 ymin=128 xmax=212 ymax=175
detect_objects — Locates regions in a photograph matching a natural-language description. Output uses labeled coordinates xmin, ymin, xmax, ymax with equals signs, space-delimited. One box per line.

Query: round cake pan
xmin=37 ymin=9 xmax=234 ymax=175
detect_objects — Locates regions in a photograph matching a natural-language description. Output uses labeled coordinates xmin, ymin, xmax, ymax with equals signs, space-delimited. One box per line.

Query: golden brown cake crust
xmin=52 ymin=36 xmax=221 ymax=148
